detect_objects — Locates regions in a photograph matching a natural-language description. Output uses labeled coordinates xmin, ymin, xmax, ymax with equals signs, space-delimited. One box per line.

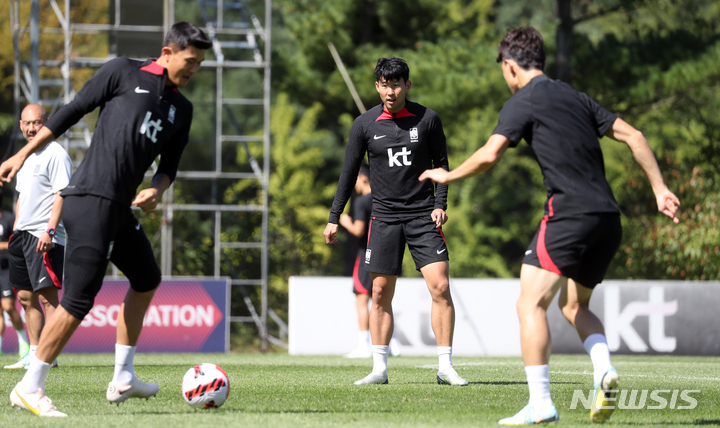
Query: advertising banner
xmin=289 ymin=277 xmax=720 ymax=356
xmin=1 ymin=278 xmax=229 ymax=354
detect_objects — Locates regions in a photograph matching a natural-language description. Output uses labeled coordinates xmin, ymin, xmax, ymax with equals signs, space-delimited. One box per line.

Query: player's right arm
xmin=325 ymin=119 xmax=367 ymax=244
xmin=1 ymin=59 xmax=126 ymax=184
xmin=605 ymin=118 xmax=680 ymax=223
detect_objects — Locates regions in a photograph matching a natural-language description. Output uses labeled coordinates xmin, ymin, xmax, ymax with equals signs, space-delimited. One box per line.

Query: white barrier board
xmin=290 ymin=277 xmax=720 ymax=356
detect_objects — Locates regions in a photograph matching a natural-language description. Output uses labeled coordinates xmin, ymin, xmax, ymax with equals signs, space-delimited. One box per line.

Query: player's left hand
xmin=431 ymin=209 xmax=448 ymax=227
xmin=133 ymin=188 xmax=160 ymax=212
xmin=324 ymin=223 xmax=339 ymax=244
xmin=419 ymin=168 xmax=450 ymax=184
xmin=36 ymin=232 xmax=52 ymax=254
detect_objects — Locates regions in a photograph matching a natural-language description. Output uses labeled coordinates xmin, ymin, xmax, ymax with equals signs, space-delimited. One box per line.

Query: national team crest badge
xmin=410 ymin=127 xmax=418 ymax=142
xmin=168 ymin=105 xmax=176 ymax=124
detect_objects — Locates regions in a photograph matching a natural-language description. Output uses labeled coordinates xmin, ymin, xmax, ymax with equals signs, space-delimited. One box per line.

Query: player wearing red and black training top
xmin=324 ymin=57 xmax=467 ymax=387
xmin=420 ymin=26 xmax=680 ymax=425
xmin=1 ymin=22 xmax=211 ymax=417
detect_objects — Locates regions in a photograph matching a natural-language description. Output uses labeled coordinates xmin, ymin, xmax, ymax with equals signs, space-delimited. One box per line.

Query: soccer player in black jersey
xmin=1 ymin=22 xmax=211 ymax=417
xmin=420 ymin=27 xmax=680 ymax=424
xmin=325 ymin=57 xmax=467 ymax=386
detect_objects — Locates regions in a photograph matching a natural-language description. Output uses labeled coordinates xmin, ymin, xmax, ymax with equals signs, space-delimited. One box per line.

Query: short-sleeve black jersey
xmin=329 ymin=101 xmax=449 ymax=223
xmin=492 ymin=75 xmax=620 ymax=217
xmin=45 ymin=58 xmax=193 ymax=206
xmin=352 ymin=192 xmax=372 ymax=250
xmin=0 ymin=210 xmax=14 ymax=262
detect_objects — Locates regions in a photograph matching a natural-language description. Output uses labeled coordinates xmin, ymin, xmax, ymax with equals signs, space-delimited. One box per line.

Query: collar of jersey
xmin=140 ymin=60 xmax=164 ymax=75
xmin=375 ymin=107 xmax=416 ymax=121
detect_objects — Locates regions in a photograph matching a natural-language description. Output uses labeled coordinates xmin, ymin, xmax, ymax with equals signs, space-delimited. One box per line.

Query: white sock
xmin=18 ymin=357 xmax=51 ymax=394
xmin=0 ymin=335 xmax=3 ymax=350
xmin=525 ymin=365 xmax=552 ymax=408
xmin=29 ymin=345 xmax=38 ymax=359
xmin=358 ymin=331 xmax=370 ymax=348
xmin=371 ymin=345 xmax=389 ymax=376
xmin=583 ymin=333 xmax=612 ymax=385
xmin=113 ymin=344 xmax=136 ymax=385
xmin=437 ymin=346 xmax=452 ymax=369
xmin=17 ymin=328 xmax=29 ymax=345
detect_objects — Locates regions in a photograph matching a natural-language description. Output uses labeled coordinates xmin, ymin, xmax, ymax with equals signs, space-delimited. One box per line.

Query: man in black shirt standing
xmin=325 ymin=58 xmax=466 ymax=386
xmin=421 ymin=27 xmax=680 ymax=424
xmin=1 ymin=22 xmax=211 ymax=417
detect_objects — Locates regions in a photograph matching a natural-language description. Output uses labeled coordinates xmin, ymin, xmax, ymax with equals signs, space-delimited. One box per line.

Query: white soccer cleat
xmin=344 ymin=347 xmax=372 ymax=359
xmin=106 ymin=376 xmax=160 ymax=405
xmin=498 ymin=403 xmax=559 ymax=425
xmin=4 ymin=352 xmax=31 ymax=370
xmin=353 ymin=372 xmax=389 ymax=385
xmin=591 ymin=367 xmax=619 ymax=423
xmin=436 ymin=367 xmax=468 ymax=386
xmin=10 ymin=387 xmax=67 ymax=417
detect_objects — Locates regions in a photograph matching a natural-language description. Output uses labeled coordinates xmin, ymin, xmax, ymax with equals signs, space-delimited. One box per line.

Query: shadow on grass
xmin=469 ymin=381 xmax=583 ymax=385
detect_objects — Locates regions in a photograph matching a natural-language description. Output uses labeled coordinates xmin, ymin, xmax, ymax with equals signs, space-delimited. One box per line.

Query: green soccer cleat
xmin=590 ymin=367 xmax=619 ymax=423
xmin=4 ymin=352 xmax=30 ymax=369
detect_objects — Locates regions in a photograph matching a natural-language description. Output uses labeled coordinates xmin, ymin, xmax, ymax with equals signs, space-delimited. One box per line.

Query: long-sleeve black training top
xmin=329 ymin=101 xmax=449 ymax=223
xmin=45 ymin=57 xmax=193 ymax=206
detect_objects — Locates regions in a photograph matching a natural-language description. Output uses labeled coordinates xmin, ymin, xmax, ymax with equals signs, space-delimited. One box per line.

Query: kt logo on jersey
xmin=140 ymin=111 xmax=163 ymax=143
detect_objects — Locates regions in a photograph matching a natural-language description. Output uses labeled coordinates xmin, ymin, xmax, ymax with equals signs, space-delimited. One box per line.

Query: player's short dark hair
xmin=163 ymin=22 xmax=212 ymax=51
xmin=375 ymin=57 xmax=409 ymax=83
xmin=358 ymin=162 xmax=370 ymax=179
xmin=496 ymin=26 xmax=545 ymax=71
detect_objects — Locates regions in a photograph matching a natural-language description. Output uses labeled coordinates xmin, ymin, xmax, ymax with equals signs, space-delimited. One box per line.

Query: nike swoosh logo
xmin=15 ymin=390 xmax=40 ymax=415
xmin=135 ymin=87 xmax=150 ymax=94
xmin=437 ymin=248 xmax=446 ymax=254
xmin=135 ymin=223 xmax=141 ymax=230
xmin=525 ymin=250 xmax=532 ymax=255
xmin=39 ymin=276 xmax=46 ymax=283
xmin=373 ymin=135 xmax=386 ymax=140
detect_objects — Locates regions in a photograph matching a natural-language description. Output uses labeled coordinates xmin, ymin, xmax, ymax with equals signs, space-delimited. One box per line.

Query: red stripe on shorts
xmin=352 ymin=255 xmax=369 ymax=294
xmin=43 ymin=252 xmax=62 ymax=289
xmin=537 ymin=215 xmax=561 ymax=275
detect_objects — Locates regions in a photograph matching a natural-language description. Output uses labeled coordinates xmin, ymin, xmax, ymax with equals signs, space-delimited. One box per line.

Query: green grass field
xmin=1 ymin=353 xmax=718 ymax=427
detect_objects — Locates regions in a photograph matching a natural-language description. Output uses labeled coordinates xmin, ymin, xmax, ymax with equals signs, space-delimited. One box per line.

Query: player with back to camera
xmin=1 ymin=22 xmax=211 ymax=417
xmin=325 ymin=57 xmax=467 ymax=386
xmin=0 ymin=189 xmax=30 ymax=360
xmin=420 ymin=26 xmax=680 ymax=424
xmin=4 ymin=104 xmax=71 ymax=371
xmin=339 ymin=163 xmax=400 ymax=359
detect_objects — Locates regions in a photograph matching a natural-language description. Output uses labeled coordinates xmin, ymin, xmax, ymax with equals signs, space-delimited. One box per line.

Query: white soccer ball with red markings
xmin=181 ymin=363 xmax=230 ymax=409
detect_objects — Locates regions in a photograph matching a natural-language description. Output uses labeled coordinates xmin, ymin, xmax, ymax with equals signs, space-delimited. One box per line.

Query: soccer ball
xmin=181 ymin=363 xmax=230 ymax=409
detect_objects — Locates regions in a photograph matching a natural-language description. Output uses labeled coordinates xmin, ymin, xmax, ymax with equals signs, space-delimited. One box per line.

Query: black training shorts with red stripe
xmin=9 ymin=230 xmax=64 ymax=292
xmin=523 ymin=211 xmax=621 ymax=288
xmin=365 ymin=215 xmax=449 ymax=276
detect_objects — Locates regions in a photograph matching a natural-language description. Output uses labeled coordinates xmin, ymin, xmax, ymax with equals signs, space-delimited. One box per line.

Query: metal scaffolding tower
xmin=9 ymin=0 xmax=282 ymax=351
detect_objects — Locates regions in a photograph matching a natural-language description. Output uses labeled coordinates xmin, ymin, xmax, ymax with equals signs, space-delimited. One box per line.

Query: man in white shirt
xmin=4 ymin=104 xmax=71 ymax=370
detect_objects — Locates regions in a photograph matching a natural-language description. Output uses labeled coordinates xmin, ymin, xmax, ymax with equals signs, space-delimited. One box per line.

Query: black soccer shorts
xmin=9 ymin=230 xmax=64 ymax=293
xmin=60 ymin=195 xmax=161 ymax=320
xmin=523 ymin=213 xmax=622 ymax=288
xmin=365 ymin=215 xmax=449 ymax=276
